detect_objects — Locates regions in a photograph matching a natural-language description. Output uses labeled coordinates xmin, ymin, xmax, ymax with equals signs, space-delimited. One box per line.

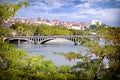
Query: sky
xmin=0 ymin=0 xmax=120 ymax=26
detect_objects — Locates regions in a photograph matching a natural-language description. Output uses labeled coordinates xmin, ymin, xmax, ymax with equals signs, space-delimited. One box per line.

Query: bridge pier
xmin=73 ymin=38 xmax=77 ymax=45
xmin=18 ymin=39 xmax=20 ymax=45
xmin=71 ymin=38 xmax=75 ymax=42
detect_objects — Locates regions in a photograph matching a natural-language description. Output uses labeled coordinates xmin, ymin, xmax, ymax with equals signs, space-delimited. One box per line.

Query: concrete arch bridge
xmin=4 ymin=36 xmax=97 ymax=45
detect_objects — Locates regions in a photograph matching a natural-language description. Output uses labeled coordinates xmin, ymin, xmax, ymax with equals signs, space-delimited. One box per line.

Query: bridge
xmin=4 ymin=36 xmax=98 ymax=45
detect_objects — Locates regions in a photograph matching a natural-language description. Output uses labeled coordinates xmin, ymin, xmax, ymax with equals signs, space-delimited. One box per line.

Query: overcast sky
xmin=0 ymin=0 xmax=120 ymax=26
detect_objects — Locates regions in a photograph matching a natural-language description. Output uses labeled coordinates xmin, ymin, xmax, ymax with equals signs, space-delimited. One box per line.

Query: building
xmin=68 ymin=22 xmax=90 ymax=30
xmin=4 ymin=17 xmax=90 ymax=30
xmin=1 ymin=21 xmax=13 ymax=28
xmin=91 ymin=20 xmax=101 ymax=25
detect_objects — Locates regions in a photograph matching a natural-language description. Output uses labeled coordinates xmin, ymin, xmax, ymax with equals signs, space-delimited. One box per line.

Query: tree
xmin=72 ymin=26 xmax=120 ymax=80
xmin=0 ymin=28 xmax=9 ymax=37
xmin=0 ymin=2 xmax=29 ymax=26
xmin=0 ymin=39 xmax=28 ymax=80
xmin=0 ymin=2 xmax=29 ymax=37
xmin=0 ymin=38 xmax=59 ymax=80
xmin=10 ymin=23 xmax=73 ymax=36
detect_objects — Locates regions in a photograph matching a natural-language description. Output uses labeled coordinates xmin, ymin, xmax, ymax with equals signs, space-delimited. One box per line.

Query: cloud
xmin=75 ymin=8 xmax=120 ymax=26
xmin=0 ymin=0 xmax=7 ymax=3
xmin=75 ymin=2 xmax=91 ymax=8
xmin=30 ymin=0 xmax=67 ymax=11
xmin=77 ymin=0 xmax=108 ymax=3
xmin=94 ymin=8 xmax=120 ymax=26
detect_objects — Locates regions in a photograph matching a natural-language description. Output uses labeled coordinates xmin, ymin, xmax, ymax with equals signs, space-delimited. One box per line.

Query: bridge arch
xmin=37 ymin=38 xmax=54 ymax=44
xmin=38 ymin=38 xmax=76 ymax=44
xmin=7 ymin=38 xmax=34 ymax=43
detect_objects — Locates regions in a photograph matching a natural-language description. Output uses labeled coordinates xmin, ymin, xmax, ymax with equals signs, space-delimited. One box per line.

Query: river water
xmin=14 ymin=38 xmax=107 ymax=66
xmin=13 ymin=38 xmax=91 ymax=66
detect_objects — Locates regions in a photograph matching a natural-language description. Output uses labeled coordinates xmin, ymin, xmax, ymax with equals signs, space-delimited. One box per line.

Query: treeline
xmin=70 ymin=29 xmax=90 ymax=36
xmin=10 ymin=22 xmax=89 ymax=36
xmin=10 ymin=23 xmax=73 ymax=36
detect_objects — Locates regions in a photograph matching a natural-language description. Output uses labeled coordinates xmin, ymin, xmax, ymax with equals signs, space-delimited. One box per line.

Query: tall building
xmin=91 ymin=20 xmax=101 ymax=25
xmin=37 ymin=17 xmax=42 ymax=21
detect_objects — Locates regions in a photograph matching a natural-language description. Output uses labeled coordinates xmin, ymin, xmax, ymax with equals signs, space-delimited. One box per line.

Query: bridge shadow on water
xmin=9 ymin=39 xmax=29 ymax=44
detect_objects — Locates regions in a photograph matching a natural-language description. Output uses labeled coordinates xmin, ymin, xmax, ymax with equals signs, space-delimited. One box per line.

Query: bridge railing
xmin=12 ymin=35 xmax=98 ymax=38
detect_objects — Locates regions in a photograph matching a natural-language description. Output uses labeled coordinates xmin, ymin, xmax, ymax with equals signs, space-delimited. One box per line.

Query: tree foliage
xmin=0 ymin=2 xmax=29 ymax=25
xmin=72 ymin=26 xmax=120 ymax=80
xmin=0 ymin=39 xmax=77 ymax=80
xmin=10 ymin=23 xmax=73 ymax=36
xmin=70 ymin=29 xmax=89 ymax=36
xmin=54 ymin=26 xmax=120 ymax=80
xmin=0 ymin=1 xmax=29 ymax=37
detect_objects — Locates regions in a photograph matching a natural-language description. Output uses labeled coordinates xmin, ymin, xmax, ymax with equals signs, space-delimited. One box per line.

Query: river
xmin=13 ymin=38 xmax=90 ymax=66
xmin=13 ymin=38 xmax=108 ymax=66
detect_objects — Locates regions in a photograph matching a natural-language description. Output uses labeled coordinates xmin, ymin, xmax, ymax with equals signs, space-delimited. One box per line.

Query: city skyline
xmin=0 ymin=0 xmax=120 ymax=27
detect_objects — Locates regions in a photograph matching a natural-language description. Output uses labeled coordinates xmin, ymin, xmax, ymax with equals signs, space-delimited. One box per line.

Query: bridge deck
xmin=4 ymin=36 xmax=98 ymax=44
xmin=12 ymin=36 xmax=98 ymax=38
